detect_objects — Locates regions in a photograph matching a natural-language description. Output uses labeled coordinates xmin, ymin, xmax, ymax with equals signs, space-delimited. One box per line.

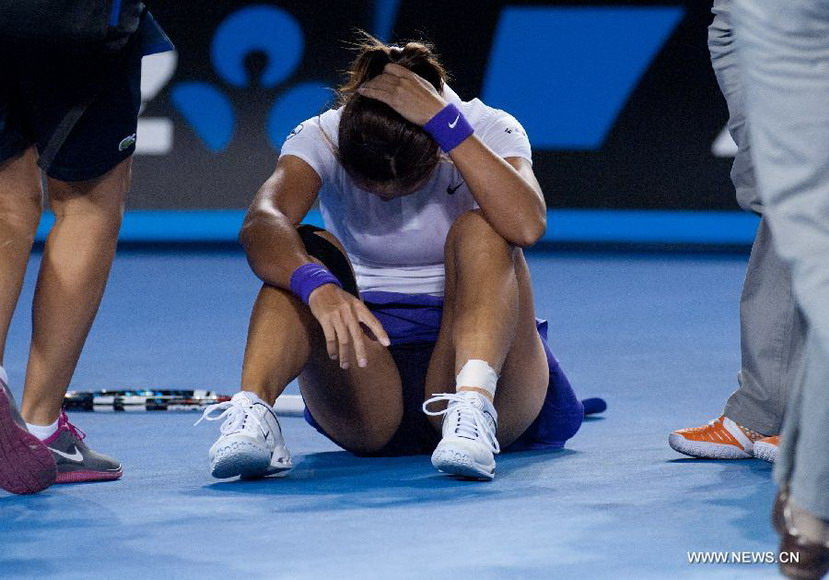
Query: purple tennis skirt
xmin=304 ymin=291 xmax=584 ymax=456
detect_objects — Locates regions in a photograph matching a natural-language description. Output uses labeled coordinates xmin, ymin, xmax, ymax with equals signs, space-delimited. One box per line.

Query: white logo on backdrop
xmin=137 ymin=51 xmax=178 ymax=155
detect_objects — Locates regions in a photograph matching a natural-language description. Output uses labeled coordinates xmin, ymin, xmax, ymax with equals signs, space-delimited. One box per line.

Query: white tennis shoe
xmin=423 ymin=391 xmax=500 ymax=480
xmin=196 ymin=391 xmax=292 ymax=479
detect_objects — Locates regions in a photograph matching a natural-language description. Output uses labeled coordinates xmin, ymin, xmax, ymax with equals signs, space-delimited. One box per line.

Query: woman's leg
xmin=239 ymin=229 xmax=404 ymax=454
xmin=20 ymin=159 xmax=128 ymax=425
xmin=425 ymin=210 xmax=549 ymax=459
xmin=0 ymin=148 xmax=57 ymax=494
xmin=0 ymin=148 xmax=42 ymax=366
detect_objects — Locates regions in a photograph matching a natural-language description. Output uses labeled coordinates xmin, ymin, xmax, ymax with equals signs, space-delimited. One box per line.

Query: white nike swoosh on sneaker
xmin=50 ymin=446 xmax=84 ymax=462
xmin=448 ymin=114 xmax=460 ymax=129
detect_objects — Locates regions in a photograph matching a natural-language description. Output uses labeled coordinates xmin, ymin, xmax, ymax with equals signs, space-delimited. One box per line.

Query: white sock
xmin=456 ymin=359 xmax=498 ymax=400
xmin=0 ymin=366 xmax=8 ymax=386
xmin=26 ymin=418 xmax=59 ymax=441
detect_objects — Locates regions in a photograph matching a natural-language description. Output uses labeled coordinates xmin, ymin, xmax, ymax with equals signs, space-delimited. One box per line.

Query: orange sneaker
xmin=669 ymin=416 xmax=763 ymax=459
xmin=753 ymin=435 xmax=779 ymax=463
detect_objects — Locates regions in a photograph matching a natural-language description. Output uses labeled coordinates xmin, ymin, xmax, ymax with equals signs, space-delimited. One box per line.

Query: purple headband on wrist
xmin=289 ymin=263 xmax=342 ymax=305
xmin=423 ymin=103 xmax=474 ymax=153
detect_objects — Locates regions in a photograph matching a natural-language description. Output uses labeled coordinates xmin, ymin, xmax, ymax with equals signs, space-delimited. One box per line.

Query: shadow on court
xmin=195 ymin=449 xmax=580 ymax=510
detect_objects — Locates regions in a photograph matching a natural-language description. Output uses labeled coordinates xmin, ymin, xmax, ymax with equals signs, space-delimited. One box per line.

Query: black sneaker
xmin=44 ymin=411 xmax=122 ymax=483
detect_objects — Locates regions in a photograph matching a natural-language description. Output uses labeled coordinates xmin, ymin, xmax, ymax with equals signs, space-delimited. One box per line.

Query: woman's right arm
xmin=239 ymin=155 xmax=322 ymax=288
xmin=240 ymin=154 xmax=390 ymax=368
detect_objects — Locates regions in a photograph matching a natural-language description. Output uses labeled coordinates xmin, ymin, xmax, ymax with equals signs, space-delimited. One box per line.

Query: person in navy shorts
xmin=0 ymin=12 xmax=173 ymax=494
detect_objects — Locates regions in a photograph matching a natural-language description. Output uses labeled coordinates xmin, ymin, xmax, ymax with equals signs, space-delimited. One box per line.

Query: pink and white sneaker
xmin=0 ymin=369 xmax=56 ymax=494
xmin=44 ymin=411 xmax=122 ymax=484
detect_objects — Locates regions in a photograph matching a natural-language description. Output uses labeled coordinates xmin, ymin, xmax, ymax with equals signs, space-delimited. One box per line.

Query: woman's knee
xmin=49 ymin=193 xmax=124 ymax=237
xmin=445 ymin=209 xmax=513 ymax=259
xmin=47 ymin=173 xmax=128 ymax=237
xmin=306 ymin=402 xmax=401 ymax=455
xmin=338 ymin=422 xmax=399 ymax=455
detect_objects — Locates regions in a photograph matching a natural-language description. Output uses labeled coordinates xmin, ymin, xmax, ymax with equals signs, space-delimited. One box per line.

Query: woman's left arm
xmin=448 ymin=140 xmax=546 ymax=247
xmin=358 ymin=63 xmax=546 ymax=247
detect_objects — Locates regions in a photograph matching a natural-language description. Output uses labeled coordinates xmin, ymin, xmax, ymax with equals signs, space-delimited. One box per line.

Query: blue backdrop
xmin=115 ymin=0 xmax=748 ymax=244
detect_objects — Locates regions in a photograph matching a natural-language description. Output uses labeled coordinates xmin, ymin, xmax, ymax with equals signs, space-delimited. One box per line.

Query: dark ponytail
xmin=338 ymin=37 xmax=446 ymax=99
xmin=336 ymin=34 xmax=447 ymax=189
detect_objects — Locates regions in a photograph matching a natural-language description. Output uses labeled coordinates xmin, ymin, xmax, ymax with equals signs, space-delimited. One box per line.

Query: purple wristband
xmin=289 ymin=263 xmax=342 ymax=305
xmin=423 ymin=103 xmax=474 ymax=153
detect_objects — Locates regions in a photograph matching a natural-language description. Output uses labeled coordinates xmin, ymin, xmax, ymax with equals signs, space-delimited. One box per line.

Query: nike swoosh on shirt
xmin=50 ymin=446 xmax=84 ymax=462
xmin=447 ymin=181 xmax=464 ymax=195
xmin=448 ymin=114 xmax=460 ymax=129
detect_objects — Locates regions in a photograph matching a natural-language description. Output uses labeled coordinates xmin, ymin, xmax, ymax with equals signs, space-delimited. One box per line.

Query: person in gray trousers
xmin=669 ymin=0 xmax=805 ymax=462
xmin=733 ymin=0 xmax=829 ymax=576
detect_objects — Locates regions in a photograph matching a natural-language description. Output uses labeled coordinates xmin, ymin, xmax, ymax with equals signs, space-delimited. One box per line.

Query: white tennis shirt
xmin=279 ymin=87 xmax=532 ymax=296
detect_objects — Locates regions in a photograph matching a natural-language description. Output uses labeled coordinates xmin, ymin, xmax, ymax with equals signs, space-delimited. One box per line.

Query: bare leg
xmin=20 ymin=159 xmax=129 ymax=425
xmin=240 ymin=285 xmax=316 ymax=403
xmin=0 ymin=148 xmax=43 ymax=365
xmin=240 ymin=230 xmax=404 ymax=453
xmin=426 ymin=210 xmax=549 ymax=446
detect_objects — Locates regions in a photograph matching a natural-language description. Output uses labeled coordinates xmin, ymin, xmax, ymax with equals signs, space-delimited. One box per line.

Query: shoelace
xmin=194 ymin=398 xmax=268 ymax=436
xmin=59 ymin=410 xmax=86 ymax=440
xmin=423 ymin=393 xmax=500 ymax=454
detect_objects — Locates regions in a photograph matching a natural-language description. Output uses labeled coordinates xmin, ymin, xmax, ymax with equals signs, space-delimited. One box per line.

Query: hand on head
xmin=357 ymin=63 xmax=447 ymax=127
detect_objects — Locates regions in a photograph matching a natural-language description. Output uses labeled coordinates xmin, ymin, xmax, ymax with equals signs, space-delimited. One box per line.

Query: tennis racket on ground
xmin=64 ymin=390 xmax=605 ymax=418
xmin=63 ymin=390 xmax=307 ymax=416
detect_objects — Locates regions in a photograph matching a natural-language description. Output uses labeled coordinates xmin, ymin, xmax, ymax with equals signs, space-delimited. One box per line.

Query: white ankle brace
xmin=456 ymin=359 xmax=498 ymax=399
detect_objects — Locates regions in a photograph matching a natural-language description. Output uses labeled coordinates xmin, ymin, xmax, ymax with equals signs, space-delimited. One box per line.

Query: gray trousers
xmin=733 ymin=0 xmax=829 ymax=519
xmin=709 ymin=0 xmax=805 ymax=435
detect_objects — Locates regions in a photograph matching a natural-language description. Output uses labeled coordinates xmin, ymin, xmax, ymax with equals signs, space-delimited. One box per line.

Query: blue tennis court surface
xmin=1 ymin=248 xmax=779 ymax=579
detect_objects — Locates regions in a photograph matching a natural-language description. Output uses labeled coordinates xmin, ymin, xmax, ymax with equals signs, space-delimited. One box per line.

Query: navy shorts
xmin=0 ymin=42 xmax=143 ymax=181
xmin=302 ymin=284 xmax=585 ymax=457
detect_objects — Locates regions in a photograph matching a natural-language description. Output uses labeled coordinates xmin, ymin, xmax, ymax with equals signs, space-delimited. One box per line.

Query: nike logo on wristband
xmin=448 ymin=114 xmax=460 ymax=129
xmin=50 ymin=446 xmax=84 ymax=462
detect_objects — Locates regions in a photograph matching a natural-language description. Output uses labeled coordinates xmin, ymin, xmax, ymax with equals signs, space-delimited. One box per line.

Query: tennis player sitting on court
xmin=199 ymin=37 xmax=585 ymax=480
